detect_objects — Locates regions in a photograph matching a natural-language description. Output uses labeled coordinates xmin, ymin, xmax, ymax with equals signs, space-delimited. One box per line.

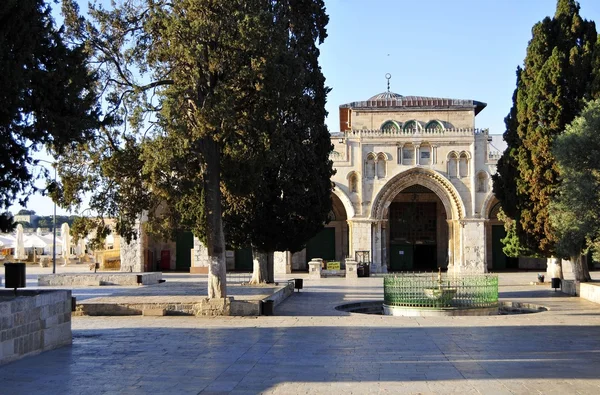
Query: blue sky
xmin=15 ymin=0 xmax=600 ymax=216
xmin=320 ymin=0 xmax=600 ymax=134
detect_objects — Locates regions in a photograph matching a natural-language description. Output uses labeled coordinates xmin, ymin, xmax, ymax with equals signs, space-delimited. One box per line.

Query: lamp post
xmin=38 ymin=159 xmax=57 ymax=274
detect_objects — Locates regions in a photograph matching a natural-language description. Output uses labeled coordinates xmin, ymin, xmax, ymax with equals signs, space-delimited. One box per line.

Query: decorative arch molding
xmin=332 ymin=182 xmax=355 ymax=219
xmin=377 ymin=152 xmax=392 ymax=161
xmin=371 ymin=168 xmax=465 ymax=220
xmin=481 ymin=194 xmax=500 ymax=220
xmin=381 ymin=120 xmax=401 ymax=131
xmin=403 ymin=119 xmax=422 ymax=132
xmin=346 ymin=170 xmax=360 ymax=180
xmin=459 ymin=150 xmax=471 ymax=159
xmin=425 ymin=119 xmax=444 ymax=131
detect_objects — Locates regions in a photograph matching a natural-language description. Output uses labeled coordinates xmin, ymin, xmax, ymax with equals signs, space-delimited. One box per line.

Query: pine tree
xmin=493 ymin=0 xmax=599 ymax=276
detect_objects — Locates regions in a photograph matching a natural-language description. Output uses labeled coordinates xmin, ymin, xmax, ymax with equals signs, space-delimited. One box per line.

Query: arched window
xmin=381 ymin=120 xmax=400 ymax=132
xmin=448 ymin=152 xmax=458 ymax=177
xmin=425 ymin=120 xmax=444 ymax=131
xmin=348 ymin=172 xmax=358 ymax=193
xmin=365 ymin=153 xmax=376 ymax=179
xmin=477 ymin=172 xmax=488 ymax=192
xmin=377 ymin=153 xmax=387 ymax=178
xmin=459 ymin=152 xmax=469 ymax=178
xmin=403 ymin=120 xmax=419 ymax=132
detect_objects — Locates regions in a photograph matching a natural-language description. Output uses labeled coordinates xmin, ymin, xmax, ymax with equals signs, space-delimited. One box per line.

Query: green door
xmin=235 ymin=247 xmax=253 ymax=271
xmin=175 ymin=231 xmax=194 ymax=270
xmin=390 ymin=244 xmax=413 ymax=271
xmin=306 ymin=227 xmax=336 ymax=263
xmin=492 ymin=225 xmax=507 ymax=270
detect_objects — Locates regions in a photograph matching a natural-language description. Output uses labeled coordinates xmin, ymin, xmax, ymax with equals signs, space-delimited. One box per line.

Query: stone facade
xmin=305 ymin=89 xmax=502 ymax=275
xmin=0 ymin=290 xmax=72 ymax=365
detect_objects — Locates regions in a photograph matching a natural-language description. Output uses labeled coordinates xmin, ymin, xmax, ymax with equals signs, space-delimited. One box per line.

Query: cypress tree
xmin=493 ymin=0 xmax=599 ymax=265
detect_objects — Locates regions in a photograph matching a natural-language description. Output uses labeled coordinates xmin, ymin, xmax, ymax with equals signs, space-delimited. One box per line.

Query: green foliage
xmin=493 ymin=0 xmax=600 ymax=257
xmin=16 ymin=210 xmax=36 ymax=216
xmin=551 ymin=99 xmax=600 ymax=263
xmin=223 ymin=0 xmax=334 ymax=254
xmin=0 ymin=0 xmax=100 ymax=231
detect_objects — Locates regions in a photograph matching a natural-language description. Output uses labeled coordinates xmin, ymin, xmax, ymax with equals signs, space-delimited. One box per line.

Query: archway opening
xmin=304 ymin=194 xmax=349 ymax=270
xmin=387 ymin=184 xmax=448 ymax=272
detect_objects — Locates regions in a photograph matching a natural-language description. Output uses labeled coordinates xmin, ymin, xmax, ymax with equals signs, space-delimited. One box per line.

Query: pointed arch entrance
xmin=371 ymin=168 xmax=465 ymax=272
xmin=304 ymin=192 xmax=350 ymax=270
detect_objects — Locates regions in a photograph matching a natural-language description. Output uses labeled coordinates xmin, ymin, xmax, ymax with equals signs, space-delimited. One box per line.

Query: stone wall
xmin=1 ymin=290 xmax=72 ymax=365
xmin=191 ymin=237 xmax=209 ymax=274
xmin=38 ymin=273 xmax=163 ymax=286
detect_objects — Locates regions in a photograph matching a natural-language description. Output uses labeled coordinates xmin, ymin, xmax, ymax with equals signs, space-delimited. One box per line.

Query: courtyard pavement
xmin=2 ymin=269 xmax=600 ymax=394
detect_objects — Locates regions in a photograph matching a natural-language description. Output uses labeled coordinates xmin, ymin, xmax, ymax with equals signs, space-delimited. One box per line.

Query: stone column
xmin=350 ymin=220 xmax=373 ymax=264
xmin=308 ymin=258 xmax=323 ymax=278
xmin=345 ymin=258 xmax=358 ymax=278
xmin=381 ymin=221 xmax=388 ymax=273
xmin=432 ymin=145 xmax=437 ymax=164
xmin=372 ymin=221 xmax=382 ymax=273
xmin=414 ymin=145 xmax=419 ymax=166
xmin=274 ymin=251 xmax=292 ymax=274
xmin=458 ymin=219 xmax=486 ymax=273
xmin=398 ymin=144 xmax=404 ymax=165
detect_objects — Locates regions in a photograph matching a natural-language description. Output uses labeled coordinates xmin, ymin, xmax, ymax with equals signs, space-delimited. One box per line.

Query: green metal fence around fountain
xmin=383 ymin=273 xmax=499 ymax=309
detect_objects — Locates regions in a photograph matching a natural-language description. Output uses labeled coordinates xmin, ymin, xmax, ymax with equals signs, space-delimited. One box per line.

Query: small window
xmin=377 ymin=153 xmax=387 ymax=178
xmin=459 ymin=153 xmax=469 ymax=178
xmin=402 ymin=145 xmax=414 ymax=165
xmin=419 ymin=145 xmax=431 ymax=165
xmin=448 ymin=152 xmax=458 ymax=177
xmin=365 ymin=154 xmax=376 ymax=179
xmin=477 ymin=172 xmax=487 ymax=192
xmin=349 ymin=173 xmax=358 ymax=193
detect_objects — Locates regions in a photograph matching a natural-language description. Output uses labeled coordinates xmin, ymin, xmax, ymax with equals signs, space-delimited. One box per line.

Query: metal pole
xmin=52 ymin=166 xmax=56 ymax=274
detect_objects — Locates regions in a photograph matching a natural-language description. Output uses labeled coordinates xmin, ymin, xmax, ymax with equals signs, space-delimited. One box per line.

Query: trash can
xmin=357 ymin=264 xmax=365 ymax=278
xmin=294 ymin=278 xmax=303 ymax=292
xmin=551 ymin=277 xmax=561 ymax=291
xmin=363 ymin=263 xmax=371 ymax=277
xmin=4 ymin=262 xmax=26 ymax=293
xmin=261 ymin=300 xmax=274 ymax=316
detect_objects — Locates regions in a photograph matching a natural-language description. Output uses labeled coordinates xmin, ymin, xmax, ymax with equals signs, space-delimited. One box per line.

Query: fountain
xmin=382 ymin=268 xmax=499 ymax=316
xmin=423 ymin=268 xmax=457 ymax=305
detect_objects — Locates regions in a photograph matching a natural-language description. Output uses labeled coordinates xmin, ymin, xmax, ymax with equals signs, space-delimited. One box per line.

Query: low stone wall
xmin=561 ymin=280 xmax=579 ymax=296
xmin=0 ymin=290 xmax=72 ymax=365
xmin=75 ymin=281 xmax=295 ymax=317
xmin=579 ymin=282 xmax=600 ymax=304
xmin=38 ymin=272 xmax=163 ymax=286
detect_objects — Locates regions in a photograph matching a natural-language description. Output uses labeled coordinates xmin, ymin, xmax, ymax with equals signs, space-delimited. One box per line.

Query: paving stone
xmin=2 ymin=272 xmax=600 ymax=393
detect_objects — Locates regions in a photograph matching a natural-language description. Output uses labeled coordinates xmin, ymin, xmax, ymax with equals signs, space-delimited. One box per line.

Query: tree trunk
xmin=570 ymin=254 xmax=592 ymax=282
xmin=266 ymin=251 xmax=275 ymax=284
xmin=250 ymin=249 xmax=268 ymax=284
xmin=200 ymin=136 xmax=227 ymax=298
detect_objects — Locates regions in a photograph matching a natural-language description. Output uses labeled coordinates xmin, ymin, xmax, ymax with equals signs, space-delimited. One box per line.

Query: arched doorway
xmin=487 ymin=201 xmax=518 ymax=271
xmin=371 ymin=168 xmax=465 ymax=273
xmin=387 ymin=185 xmax=448 ymax=271
xmin=305 ymin=194 xmax=349 ymax=268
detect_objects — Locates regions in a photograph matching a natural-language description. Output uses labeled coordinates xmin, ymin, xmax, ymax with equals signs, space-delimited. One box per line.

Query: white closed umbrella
xmin=61 ymin=223 xmax=71 ymax=266
xmin=13 ymin=224 xmax=27 ymax=261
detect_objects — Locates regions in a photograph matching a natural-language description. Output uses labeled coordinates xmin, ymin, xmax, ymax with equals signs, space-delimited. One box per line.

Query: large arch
xmin=332 ymin=182 xmax=355 ymax=219
xmin=481 ymin=193 xmax=499 ymax=220
xmin=371 ymin=167 xmax=465 ymax=220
